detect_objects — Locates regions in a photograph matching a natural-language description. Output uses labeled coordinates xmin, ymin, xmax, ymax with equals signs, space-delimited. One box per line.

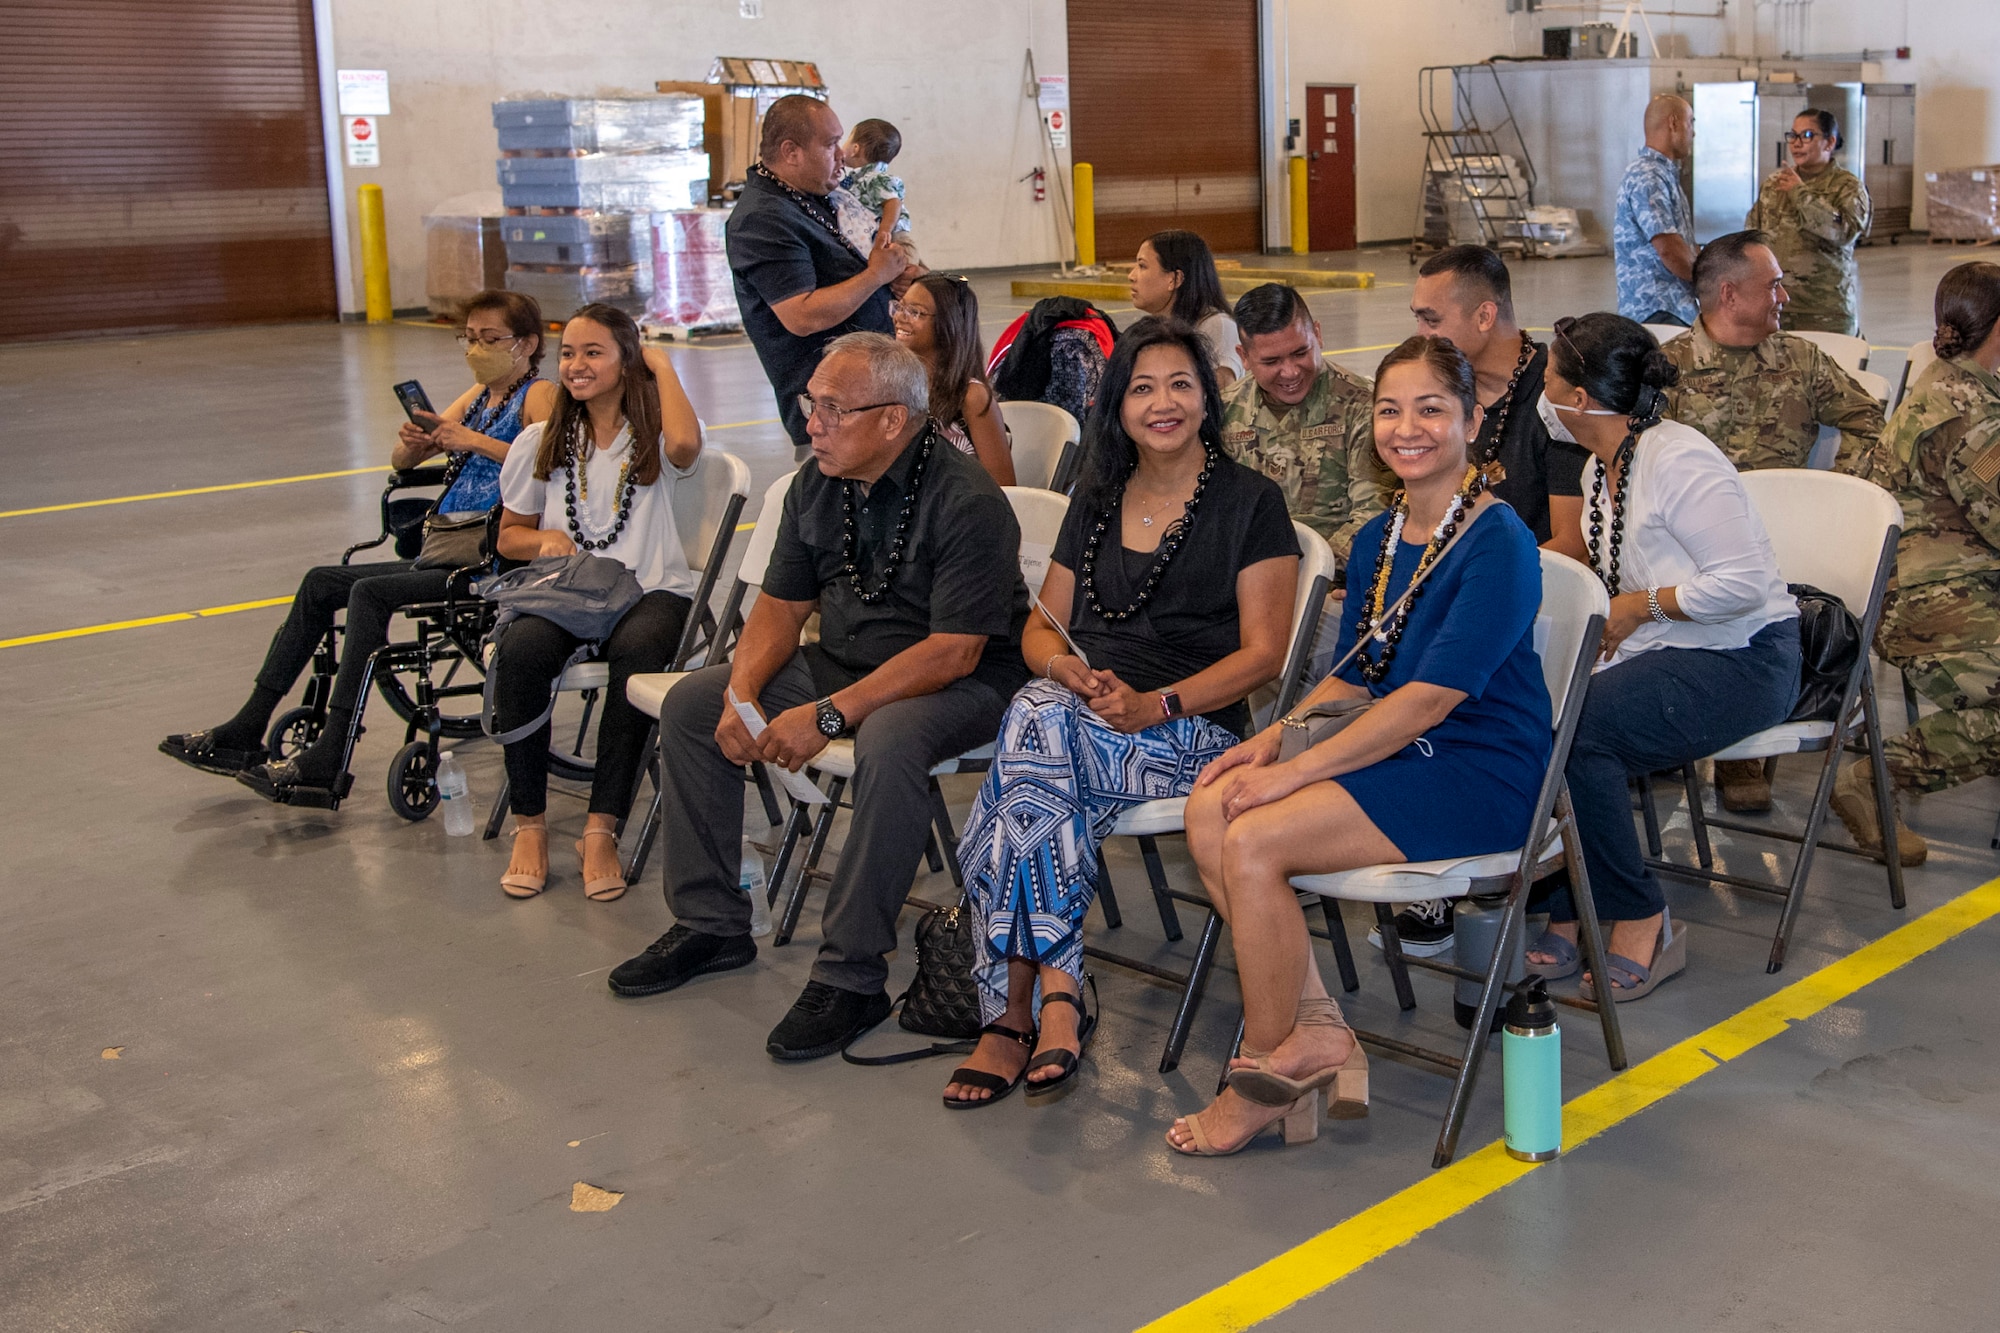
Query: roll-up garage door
xmin=1066 ymin=0 xmax=1263 ymax=261
xmin=0 ymin=0 xmax=337 ymax=340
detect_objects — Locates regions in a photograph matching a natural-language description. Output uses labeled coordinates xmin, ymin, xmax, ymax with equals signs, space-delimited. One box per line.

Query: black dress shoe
xmin=766 ymin=981 xmax=892 ymax=1061
xmin=607 ymin=924 xmax=757 ymax=997
xmin=236 ymin=759 xmax=352 ymax=809
xmin=160 ymin=729 xmax=267 ymax=776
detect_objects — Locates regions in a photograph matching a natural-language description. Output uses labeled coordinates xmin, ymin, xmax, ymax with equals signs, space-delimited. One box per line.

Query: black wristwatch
xmin=815 ymin=696 xmax=847 ymax=738
xmin=1159 ymin=690 xmax=1184 ymax=719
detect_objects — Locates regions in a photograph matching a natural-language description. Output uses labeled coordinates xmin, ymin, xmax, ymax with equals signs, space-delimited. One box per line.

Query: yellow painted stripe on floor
xmin=1137 ymin=874 xmax=2000 ymax=1333
xmin=0 ymin=595 xmax=296 ymax=651
xmin=0 ymin=467 xmax=393 ymax=519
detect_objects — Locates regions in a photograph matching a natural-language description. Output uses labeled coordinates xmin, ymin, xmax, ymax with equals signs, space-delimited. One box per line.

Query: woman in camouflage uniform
xmin=1837 ymin=262 xmax=2000 ymax=863
xmin=1747 ymin=110 xmax=1871 ymax=336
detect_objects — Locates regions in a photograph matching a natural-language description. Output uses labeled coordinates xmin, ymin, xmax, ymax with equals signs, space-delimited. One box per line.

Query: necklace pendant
xmin=1141 ymin=515 xmax=1154 ymax=526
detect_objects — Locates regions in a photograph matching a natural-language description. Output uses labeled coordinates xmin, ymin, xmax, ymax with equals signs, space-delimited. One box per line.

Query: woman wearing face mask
xmin=164 ymin=289 xmax=556 ymax=806
xmin=490 ymin=304 xmax=704 ymax=902
xmin=1526 ymin=312 xmax=1801 ymax=1002
xmin=1169 ymin=336 xmax=1552 ymax=1155
xmin=943 ymin=318 xmax=1299 ymax=1110
xmin=1128 ymin=230 xmax=1243 ymax=387
xmin=891 ymin=273 xmax=1014 ymax=485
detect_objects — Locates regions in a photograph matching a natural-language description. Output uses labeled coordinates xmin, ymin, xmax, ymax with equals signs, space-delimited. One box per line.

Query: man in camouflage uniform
xmin=1746 ymin=110 xmax=1871 ymax=336
xmin=1219 ymin=282 xmax=1387 ymax=557
xmin=1835 ymin=307 xmax=2000 ymax=865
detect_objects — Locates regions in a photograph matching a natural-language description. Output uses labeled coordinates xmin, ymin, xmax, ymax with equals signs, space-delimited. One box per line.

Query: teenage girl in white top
xmin=492 ymin=304 xmax=703 ymax=902
xmin=1527 ymin=312 xmax=1801 ymax=1002
xmin=1128 ymin=229 xmax=1244 ymax=388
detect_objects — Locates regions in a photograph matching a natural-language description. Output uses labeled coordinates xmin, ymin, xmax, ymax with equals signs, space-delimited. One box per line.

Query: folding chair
xmin=767 ymin=486 xmax=1073 ymax=946
xmin=621 ymin=467 xmax=799 ymax=882
xmin=1851 ymin=367 xmax=1892 ymax=412
xmin=1894 ymin=338 xmax=1937 ymax=411
xmin=1640 ymin=469 xmax=1906 ymax=972
xmin=998 ymin=400 xmax=1081 ymax=492
xmin=479 ymin=447 xmax=753 ymax=849
xmin=1077 ymin=521 xmax=1340 ymax=1074
xmin=1789 ymin=329 xmax=1871 ymax=375
xmin=1289 ymin=549 xmax=1625 ymax=1167
xmin=1642 ymin=323 xmax=1687 ymax=346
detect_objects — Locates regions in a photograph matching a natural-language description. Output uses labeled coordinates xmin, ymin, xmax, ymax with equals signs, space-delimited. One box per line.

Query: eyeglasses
xmin=889 ymin=301 xmax=931 ymax=321
xmin=456 ymin=332 xmax=523 ymax=349
xmin=798 ymin=393 xmax=900 ymax=430
xmin=1783 ymin=130 xmax=1822 ymax=143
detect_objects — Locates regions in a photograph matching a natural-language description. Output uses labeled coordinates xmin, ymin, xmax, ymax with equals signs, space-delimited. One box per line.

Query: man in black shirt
xmin=611 ymin=333 xmax=1030 ymax=1059
xmin=727 ymin=94 xmax=909 ymax=456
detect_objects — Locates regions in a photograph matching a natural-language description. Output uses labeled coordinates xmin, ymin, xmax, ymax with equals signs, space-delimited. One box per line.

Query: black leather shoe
xmin=236 ymin=759 xmax=352 ymax=809
xmin=766 ymin=981 xmax=892 ymax=1061
xmin=608 ymin=924 xmax=757 ymax=997
xmin=160 ymin=729 xmax=267 ymax=776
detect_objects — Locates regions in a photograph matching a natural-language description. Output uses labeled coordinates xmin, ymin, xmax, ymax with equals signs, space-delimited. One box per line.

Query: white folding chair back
xmin=670 ymin=447 xmax=752 ymax=573
xmin=1850 ymin=367 xmax=1891 ymax=410
xmin=736 ymin=469 xmax=799 ymax=589
xmin=1896 ymin=338 xmax=1937 ymax=410
xmin=1642 ymin=323 xmax=1686 ymax=346
xmin=999 ymin=401 xmax=1081 ymax=491
xmin=1738 ymin=469 xmax=1899 ymax=619
xmin=1790 ymin=330 xmax=1870 ymax=375
xmin=1001 ymin=485 xmax=1072 ymax=598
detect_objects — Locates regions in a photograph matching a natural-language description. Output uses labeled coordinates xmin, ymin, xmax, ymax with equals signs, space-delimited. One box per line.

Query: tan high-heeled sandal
xmin=1168 ymin=1090 xmax=1320 ymax=1156
xmin=577 ymin=827 xmax=627 ymax=902
xmin=501 ymin=824 xmax=549 ymax=899
xmin=1225 ymin=996 xmax=1370 ymax=1119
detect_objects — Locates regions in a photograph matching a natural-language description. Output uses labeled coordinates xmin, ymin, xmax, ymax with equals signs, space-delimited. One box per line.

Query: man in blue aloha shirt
xmin=1613 ymin=95 xmax=1699 ymax=326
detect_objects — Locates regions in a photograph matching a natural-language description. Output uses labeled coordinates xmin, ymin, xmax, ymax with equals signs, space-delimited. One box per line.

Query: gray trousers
xmin=655 ymin=655 xmax=1009 ymax=994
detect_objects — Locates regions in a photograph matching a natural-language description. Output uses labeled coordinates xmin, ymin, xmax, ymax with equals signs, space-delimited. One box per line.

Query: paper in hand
xmin=1034 ymin=597 xmax=1090 ymax=670
xmin=727 ymin=689 xmax=830 ymax=805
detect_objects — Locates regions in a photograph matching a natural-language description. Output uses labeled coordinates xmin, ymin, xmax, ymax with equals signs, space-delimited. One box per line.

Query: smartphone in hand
xmin=393 ymin=380 xmax=437 ymax=425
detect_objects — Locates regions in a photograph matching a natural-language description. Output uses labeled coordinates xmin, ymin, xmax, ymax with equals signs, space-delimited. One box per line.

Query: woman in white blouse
xmin=1128 ymin=229 xmax=1244 ymax=387
xmin=492 ymin=304 xmax=703 ymax=902
xmin=1526 ymin=313 xmax=1801 ymax=1001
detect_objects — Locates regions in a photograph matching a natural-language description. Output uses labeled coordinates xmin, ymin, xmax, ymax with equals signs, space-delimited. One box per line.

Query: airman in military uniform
xmin=1746 ymin=110 xmax=1871 ymax=336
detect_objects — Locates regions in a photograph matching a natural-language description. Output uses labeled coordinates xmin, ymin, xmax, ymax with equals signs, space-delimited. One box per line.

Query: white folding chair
xmin=999 ymin=400 xmax=1081 ymax=492
xmin=767 ymin=486 xmax=1074 ymax=946
xmin=1851 ymin=367 xmax=1892 ymax=411
xmin=1288 ymin=550 xmax=1625 ymax=1167
xmin=1895 ymin=338 xmax=1937 ymax=411
xmin=1789 ymin=329 xmax=1871 ymax=375
xmin=1074 ymin=521 xmax=1340 ymax=1074
xmin=1642 ymin=323 xmax=1687 ymax=346
xmin=1640 ymin=469 xmax=1906 ymax=972
xmin=621 ymin=467 xmax=798 ymax=880
xmin=479 ymin=447 xmax=754 ymax=845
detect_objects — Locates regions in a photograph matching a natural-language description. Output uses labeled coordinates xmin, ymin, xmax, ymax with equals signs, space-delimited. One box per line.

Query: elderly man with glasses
xmin=609 ymin=332 xmax=1030 ymax=1060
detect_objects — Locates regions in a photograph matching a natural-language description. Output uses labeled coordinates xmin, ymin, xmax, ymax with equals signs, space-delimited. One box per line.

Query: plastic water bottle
xmin=739 ymin=836 xmax=773 ymax=937
xmin=437 ymin=751 xmax=475 ymax=837
xmin=1503 ymin=977 xmax=1562 ymax=1162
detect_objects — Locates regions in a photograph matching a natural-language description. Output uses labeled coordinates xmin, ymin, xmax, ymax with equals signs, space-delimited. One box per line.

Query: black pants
xmin=490 ymin=590 xmax=691 ymax=819
xmin=656 ymin=658 xmax=1008 ymax=994
xmin=255 ymin=562 xmax=452 ymax=713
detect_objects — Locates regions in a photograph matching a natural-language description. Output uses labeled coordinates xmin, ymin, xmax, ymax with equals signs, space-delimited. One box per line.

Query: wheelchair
xmin=264 ymin=464 xmax=504 ymax=821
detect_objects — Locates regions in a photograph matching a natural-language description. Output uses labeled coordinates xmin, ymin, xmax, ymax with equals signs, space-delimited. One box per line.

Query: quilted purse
xmin=842 ymin=897 xmax=983 ymax=1065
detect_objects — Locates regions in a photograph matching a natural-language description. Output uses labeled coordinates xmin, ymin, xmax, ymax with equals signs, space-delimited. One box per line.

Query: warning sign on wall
xmin=344 ymin=116 xmax=379 ymax=167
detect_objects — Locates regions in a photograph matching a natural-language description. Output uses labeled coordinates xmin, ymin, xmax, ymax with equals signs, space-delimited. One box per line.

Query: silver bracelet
xmin=1044 ymin=652 xmax=1067 ymax=679
xmin=1646 ymin=588 xmax=1672 ymax=624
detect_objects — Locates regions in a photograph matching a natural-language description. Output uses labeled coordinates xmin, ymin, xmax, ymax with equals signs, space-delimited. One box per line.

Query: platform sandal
xmin=1024 ymin=975 xmax=1098 ymax=1102
xmin=1580 ymin=912 xmax=1687 ymax=1004
xmin=576 ymin=827 xmax=627 ymax=902
xmin=1224 ymin=995 xmax=1369 ymax=1119
xmin=501 ymin=824 xmax=549 ymax=900
xmin=942 ymin=1022 xmax=1036 ymax=1110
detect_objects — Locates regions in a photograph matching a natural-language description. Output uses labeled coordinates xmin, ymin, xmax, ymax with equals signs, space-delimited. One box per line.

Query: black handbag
xmin=842 ymin=897 xmax=984 ymax=1066
xmin=1785 ymin=582 xmax=1864 ymax=723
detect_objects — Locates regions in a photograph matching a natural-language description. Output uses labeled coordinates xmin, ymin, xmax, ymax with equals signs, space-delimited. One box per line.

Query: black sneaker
xmin=160 ymin=729 xmax=267 ymax=777
xmin=607 ymin=924 xmax=757 ymax=997
xmin=766 ymin=980 xmax=892 ymax=1061
xmin=1366 ymin=898 xmax=1455 ymax=958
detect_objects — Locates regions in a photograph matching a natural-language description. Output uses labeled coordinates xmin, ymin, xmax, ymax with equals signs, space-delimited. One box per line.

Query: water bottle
xmin=1452 ymin=894 xmax=1526 ymax=1031
xmin=437 ymin=751 xmax=475 ymax=837
xmin=739 ymin=837 xmax=773 ymax=937
xmin=1503 ymin=977 xmax=1562 ymax=1162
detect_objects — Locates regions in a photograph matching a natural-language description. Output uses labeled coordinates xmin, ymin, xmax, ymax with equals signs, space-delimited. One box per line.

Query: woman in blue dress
xmin=161 ymin=290 xmax=556 ymax=806
xmin=1171 ymin=336 xmax=1553 ymax=1155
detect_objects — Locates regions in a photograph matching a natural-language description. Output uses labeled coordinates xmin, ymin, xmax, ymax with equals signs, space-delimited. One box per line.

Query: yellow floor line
xmin=0 ymin=596 xmax=296 ymax=650
xmin=1137 ymin=874 xmax=2000 ymax=1333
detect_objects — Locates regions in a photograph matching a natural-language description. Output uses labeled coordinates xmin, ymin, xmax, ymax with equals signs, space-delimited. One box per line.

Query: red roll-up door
xmin=0 ymin=0 xmax=338 ymax=340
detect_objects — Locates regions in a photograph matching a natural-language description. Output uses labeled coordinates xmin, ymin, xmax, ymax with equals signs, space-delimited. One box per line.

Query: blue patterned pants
xmin=958 ymin=679 xmax=1237 ymax=1022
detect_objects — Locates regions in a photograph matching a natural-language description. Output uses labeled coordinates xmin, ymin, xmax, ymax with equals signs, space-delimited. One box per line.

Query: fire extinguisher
xmin=1020 ymin=166 xmax=1046 ymax=202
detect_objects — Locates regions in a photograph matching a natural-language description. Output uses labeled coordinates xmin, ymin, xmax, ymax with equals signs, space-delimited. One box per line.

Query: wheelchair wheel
xmin=387 ymin=741 xmax=440 ymax=822
xmin=267 ymin=706 xmax=322 ymax=762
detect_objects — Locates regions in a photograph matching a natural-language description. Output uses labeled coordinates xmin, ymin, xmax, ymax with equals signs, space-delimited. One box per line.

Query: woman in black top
xmin=942 ymin=319 xmax=1300 ymax=1108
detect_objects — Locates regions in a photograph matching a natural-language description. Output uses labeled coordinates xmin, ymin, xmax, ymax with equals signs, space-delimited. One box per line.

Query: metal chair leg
xmin=1139 ymin=835 xmax=1183 ymax=941
xmin=1374 ymin=903 xmax=1419 ymax=1012
xmin=1160 ymin=911 xmax=1223 ymax=1074
xmin=482 ymin=776 xmax=511 ymax=840
xmin=764 ymin=795 xmax=814 ymax=911
xmin=1637 ymin=772 xmax=1663 ymax=858
xmin=775 ymin=776 xmax=844 ymax=946
xmin=1218 ymin=1012 xmax=1247 ymax=1095
xmin=927 ymin=779 xmax=965 ymax=889
xmin=922 ymin=830 xmax=946 ymax=874
xmin=1434 ymin=874 xmax=1530 ymax=1167
xmin=1093 ymin=860 xmax=1124 ymax=929
xmin=1559 ymin=791 xmax=1626 ymax=1071
xmin=1767 ymin=706 xmax=1859 ymax=973
xmin=751 ymin=762 xmax=783 ymax=827
xmin=623 ymin=788 xmax=662 ymax=884
xmin=1322 ymin=898 xmax=1361 ymax=993
xmin=1682 ymin=763 xmax=1714 ymax=869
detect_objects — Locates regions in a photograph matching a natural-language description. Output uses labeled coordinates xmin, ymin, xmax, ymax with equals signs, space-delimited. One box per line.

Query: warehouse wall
xmin=321 ymin=0 xmax=1070 ymax=313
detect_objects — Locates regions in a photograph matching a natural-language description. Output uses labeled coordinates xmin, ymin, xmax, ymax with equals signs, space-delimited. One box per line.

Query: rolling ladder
xmin=1413 ymin=64 xmax=1538 ymax=257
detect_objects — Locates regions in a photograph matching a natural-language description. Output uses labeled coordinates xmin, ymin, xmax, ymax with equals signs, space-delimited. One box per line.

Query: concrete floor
xmin=3 ymin=246 xmax=1997 ymax=1332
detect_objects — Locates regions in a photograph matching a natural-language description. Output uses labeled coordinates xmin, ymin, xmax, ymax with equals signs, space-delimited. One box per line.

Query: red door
xmin=1305 ymin=85 xmax=1358 ymax=252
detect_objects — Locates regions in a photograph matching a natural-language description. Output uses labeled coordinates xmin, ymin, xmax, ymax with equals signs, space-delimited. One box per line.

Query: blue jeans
xmin=1551 ymin=619 xmax=1801 ymax=923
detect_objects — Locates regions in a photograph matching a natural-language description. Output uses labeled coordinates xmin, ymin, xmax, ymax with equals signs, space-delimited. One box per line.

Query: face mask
xmin=1536 ymin=391 xmax=1624 ymax=444
xmin=465 ymin=342 xmax=517 ymax=383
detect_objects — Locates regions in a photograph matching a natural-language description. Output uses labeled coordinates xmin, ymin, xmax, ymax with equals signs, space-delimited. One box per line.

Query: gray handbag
xmin=1277 ymin=498 xmax=1495 ymax=763
xmin=476 ymin=553 xmax=646 ymax=744
xmin=413 ymin=511 xmax=492 ymax=570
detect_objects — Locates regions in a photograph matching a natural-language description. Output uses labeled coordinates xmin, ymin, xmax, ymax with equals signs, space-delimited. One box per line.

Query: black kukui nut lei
xmin=563 ymin=423 xmax=637 ymax=553
xmin=841 ymin=427 xmax=935 ymax=603
xmin=1078 ymin=448 xmax=1215 ymax=621
xmin=1474 ymin=332 xmax=1539 ymax=468
xmin=1586 ymin=431 xmax=1639 ymax=596
xmin=752 ymin=162 xmax=865 ymax=260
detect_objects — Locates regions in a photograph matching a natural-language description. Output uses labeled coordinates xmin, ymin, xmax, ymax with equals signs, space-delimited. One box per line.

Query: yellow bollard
xmin=1072 ymin=162 xmax=1095 ymax=269
xmin=1289 ymin=156 xmax=1310 ymax=255
xmin=358 ymin=184 xmax=392 ymax=323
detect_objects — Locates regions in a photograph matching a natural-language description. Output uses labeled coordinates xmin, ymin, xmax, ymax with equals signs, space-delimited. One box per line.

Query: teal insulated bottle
xmin=1503 ymin=977 xmax=1561 ymax=1162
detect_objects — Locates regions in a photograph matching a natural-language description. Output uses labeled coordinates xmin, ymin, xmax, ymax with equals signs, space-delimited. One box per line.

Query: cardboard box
xmin=659 ymin=58 xmax=829 ymax=201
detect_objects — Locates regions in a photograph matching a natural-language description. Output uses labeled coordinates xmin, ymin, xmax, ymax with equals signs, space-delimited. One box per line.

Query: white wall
xmin=321 ymin=0 xmax=1069 ymax=312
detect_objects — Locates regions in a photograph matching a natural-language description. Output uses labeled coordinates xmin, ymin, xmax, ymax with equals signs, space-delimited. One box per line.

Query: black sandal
xmin=160 ymin=730 xmax=267 ymax=777
xmin=236 ymin=758 xmax=354 ymax=810
xmin=942 ymin=1022 xmax=1036 ymax=1110
xmin=1025 ymin=975 xmax=1098 ymax=1102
